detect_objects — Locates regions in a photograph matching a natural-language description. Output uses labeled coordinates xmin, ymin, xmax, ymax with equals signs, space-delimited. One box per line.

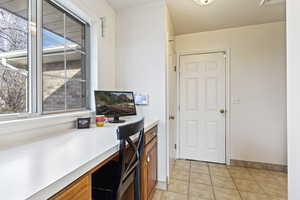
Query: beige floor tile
xmin=248 ymin=169 xmax=274 ymax=179
xmin=276 ymin=176 xmax=288 ymax=186
xmin=191 ymin=165 xmax=210 ymax=175
xmin=189 ymin=183 xmax=215 ymax=200
xmin=234 ymin=179 xmax=264 ymax=194
xmin=189 ymin=195 xmax=214 ymax=200
xmin=254 ymin=174 xmax=274 ymax=180
xmin=229 ymin=168 xmax=254 ymax=180
xmin=190 ymin=172 xmax=212 ymax=185
xmin=269 ymin=171 xmax=288 ymax=177
xmin=191 ymin=161 xmax=208 ymax=167
xmin=240 ymin=192 xmax=287 ymax=200
xmin=161 ymin=191 xmax=188 ymax=200
xmin=168 ymin=179 xmax=189 ymax=194
xmin=174 ymin=164 xmax=190 ymax=171
xmin=208 ymin=163 xmax=227 ymax=169
xmin=246 ymin=170 xmax=287 ymax=197
xmin=248 ymin=168 xmax=270 ymax=173
xmin=271 ymin=198 xmax=287 ymax=200
xmin=226 ymin=165 xmax=247 ymax=170
xmin=211 ymin=175 xmax=236 ymax=190
xmin=259 ymin=183 xmax=288 ymax=199
xmin=214 ymin=188 xmax=241 ymax=200
xmin=171 ymin=168 xmax=190 ymax=182
xmin=253 ymin=175 xmax=279 ymax=185
xmin=175 ymin=160 xmax=191 ymax=166
xmin=169 ymin=161 xmax=288 ymax=200
xmin=210 ymin=167 xmax=231 ymax=178
xmin=268 ymin=171 xmax=288 ymax=186
xmin=255 ymin=175 xmax=287 ymax=188
xmin=240 ymin=192 xmax=272 ymax=200
xmin=152 ymin=189 xmax=164 ymax=200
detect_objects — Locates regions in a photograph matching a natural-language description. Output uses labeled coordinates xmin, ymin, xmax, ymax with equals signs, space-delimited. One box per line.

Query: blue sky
xmin=43 ymin=29 xmax=73 ymax=47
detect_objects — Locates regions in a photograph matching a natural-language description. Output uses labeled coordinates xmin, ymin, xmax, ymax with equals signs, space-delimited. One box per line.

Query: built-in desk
xmin=0 ymin=117 xmax=159 ymax=200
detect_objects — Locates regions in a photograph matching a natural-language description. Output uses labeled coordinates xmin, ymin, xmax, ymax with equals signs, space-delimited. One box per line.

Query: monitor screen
xmin=94 ymin=91 xmax=137 ymax=117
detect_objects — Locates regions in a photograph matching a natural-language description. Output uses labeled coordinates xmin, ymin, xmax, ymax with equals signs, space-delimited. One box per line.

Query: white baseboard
xmin=156 ymin=181 xmax=167 ymax=190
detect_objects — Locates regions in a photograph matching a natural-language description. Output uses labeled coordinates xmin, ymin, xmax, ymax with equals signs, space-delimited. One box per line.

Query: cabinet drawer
xmin=50 ymin=175 xmax=91 ymax=200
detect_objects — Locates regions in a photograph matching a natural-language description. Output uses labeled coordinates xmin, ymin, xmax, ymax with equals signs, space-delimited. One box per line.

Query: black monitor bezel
xmin=94 ymin=90 xmax=137 ymax=117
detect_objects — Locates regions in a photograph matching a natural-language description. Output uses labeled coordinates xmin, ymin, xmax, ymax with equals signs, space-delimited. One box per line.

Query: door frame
xmin=176 ymin=49 xmax=231 ymax=165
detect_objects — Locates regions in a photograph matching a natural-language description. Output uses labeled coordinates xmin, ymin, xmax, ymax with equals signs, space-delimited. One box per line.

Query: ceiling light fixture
xmin=193 ymin=0 xmax=215 ymax=6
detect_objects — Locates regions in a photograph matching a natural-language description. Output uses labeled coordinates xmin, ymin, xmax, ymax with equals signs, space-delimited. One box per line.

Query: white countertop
xmin=0 ymin=117 xmax=159 ymax=200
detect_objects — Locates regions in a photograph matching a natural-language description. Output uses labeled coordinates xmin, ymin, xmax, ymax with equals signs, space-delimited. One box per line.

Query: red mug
xmin=96 ymin=115 xmax=106 ymax=127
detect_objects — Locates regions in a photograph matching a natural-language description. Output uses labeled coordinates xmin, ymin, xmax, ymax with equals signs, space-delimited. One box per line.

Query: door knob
xmin=219 ymin=109 xmax=225 ymax=114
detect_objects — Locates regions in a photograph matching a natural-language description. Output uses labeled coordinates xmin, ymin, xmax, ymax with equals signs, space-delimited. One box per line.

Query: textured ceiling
xmin=167 ymin=0 xmax=286 ymax=35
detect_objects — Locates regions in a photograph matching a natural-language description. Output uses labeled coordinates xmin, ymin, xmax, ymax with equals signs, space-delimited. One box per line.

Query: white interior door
xmin=179 ymin=52 xmax=226 ymax=163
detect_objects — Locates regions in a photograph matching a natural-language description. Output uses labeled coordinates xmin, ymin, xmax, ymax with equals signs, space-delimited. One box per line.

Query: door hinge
xmin=174 ymin=144 xmax=177 ymax=150
xmin=174 ymin=65 xmax=177 ymax=72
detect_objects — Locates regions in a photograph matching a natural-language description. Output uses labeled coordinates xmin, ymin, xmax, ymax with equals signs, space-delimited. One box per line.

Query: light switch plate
xmin=135 ymin=93 xmax=149 ymax=105
xmin=232 ymin=98 xmax=241 ymax=104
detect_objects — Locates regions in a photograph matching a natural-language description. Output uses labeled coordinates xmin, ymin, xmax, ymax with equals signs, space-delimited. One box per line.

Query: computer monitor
xmin=94 ymin=91 xmax=137 ymax=123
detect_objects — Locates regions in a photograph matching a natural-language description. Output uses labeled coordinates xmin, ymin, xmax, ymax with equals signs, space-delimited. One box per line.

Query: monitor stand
xmin=109 ymin=115 xmax=125 ymax=123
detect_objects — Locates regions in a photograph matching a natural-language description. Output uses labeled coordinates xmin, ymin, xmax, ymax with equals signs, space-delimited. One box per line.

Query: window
xmin=0 ymin=0 xmax=90 ymax=117
xmin=0 ymin=0 xmax=29 ymax=114
xmin=42 ymin=0 xmax=88 ymax=113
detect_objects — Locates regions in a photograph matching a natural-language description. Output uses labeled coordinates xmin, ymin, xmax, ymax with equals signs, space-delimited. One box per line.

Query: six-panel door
xmin=179 ymin=53 xmax=226 ymax=163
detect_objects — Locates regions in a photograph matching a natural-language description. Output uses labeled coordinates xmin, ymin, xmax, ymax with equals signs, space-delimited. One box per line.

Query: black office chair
xmin=92 ymin=118 xmax=145 ymax=200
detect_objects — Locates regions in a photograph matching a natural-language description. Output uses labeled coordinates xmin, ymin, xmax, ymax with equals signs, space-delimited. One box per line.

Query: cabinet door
xmin=146 ymin=138 xmax=158 ymax=199
xmin=50 ymin=175 xmax=91 ymax=200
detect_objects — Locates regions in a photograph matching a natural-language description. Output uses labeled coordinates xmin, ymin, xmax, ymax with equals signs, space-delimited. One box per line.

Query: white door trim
xmin=176 ymin=49 xmax=231 ymax=165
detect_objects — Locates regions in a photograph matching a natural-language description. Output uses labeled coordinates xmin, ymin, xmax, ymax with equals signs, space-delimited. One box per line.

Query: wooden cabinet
xmin=50 ymin=174 xmax=91 ymax=200
xmin=49 ymin=125 xmax=158 ymax=200
xmin=141 ymin=127 xmax=158 ymax=200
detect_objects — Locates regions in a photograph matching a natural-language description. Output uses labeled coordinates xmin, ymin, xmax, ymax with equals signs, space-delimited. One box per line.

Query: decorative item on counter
xmin=77 ymin=117 xmax=91 ymax=129
xmin=96 ymin=115 xmax=106 ymax=127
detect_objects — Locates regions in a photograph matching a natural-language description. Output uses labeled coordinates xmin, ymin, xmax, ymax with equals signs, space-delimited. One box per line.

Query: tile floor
xmin=153 ymin=160 xmax=288 ymax=200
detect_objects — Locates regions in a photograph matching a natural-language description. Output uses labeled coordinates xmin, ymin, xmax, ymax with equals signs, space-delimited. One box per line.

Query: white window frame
xmin=0 ymin=0 xmax=93 ymax=122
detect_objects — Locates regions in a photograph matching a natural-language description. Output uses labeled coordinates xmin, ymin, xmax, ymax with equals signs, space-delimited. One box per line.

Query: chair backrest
xmin=116 ymin=118 xmax=145 ymax=200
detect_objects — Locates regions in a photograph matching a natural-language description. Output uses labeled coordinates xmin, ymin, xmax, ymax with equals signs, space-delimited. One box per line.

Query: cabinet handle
xmin=147 ymin=156 xmax=150 ymax=163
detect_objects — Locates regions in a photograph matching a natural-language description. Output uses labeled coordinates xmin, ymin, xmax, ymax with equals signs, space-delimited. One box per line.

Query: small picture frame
xmin=77 ymin=117 xmax=91 ymax=129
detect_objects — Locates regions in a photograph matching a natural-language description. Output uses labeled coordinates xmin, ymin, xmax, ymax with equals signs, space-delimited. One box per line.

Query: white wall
xmin=176 ymin=22 xmax=287 ymax=165
xmin=116 ymin=1 xmax=168 ymax=184
xmin=287 ymin=1 xmax=300 ymax=199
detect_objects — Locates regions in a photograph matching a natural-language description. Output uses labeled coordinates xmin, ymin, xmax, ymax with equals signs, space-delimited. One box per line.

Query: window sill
xmin=0 ymin=111 xmax=93 ymax=136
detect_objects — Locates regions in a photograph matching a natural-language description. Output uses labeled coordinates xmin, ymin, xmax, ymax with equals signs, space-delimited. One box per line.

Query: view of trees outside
xmin=0 ymin=5 xmax=28 ymax=114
